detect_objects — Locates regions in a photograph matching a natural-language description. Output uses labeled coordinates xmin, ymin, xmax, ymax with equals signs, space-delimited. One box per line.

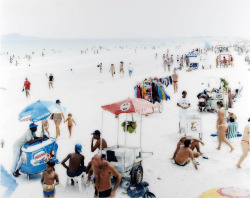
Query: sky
xmin=0 ymin=0 xmax=250 ymax=39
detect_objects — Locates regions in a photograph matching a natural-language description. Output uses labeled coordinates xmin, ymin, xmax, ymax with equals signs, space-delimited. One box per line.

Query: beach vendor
xmin=12 ymin=123 xmax=43 ymax=177
xmin=41 ymin=160 xmax=59 ymax=198
xmin=61 ymin=144 xmax=86 ymax=186
xmin=87 ymin=154 xmax=121 ymax=198
xmin=173 ymin=139 xmax=199 ymax=170
xmin=177 ymin=91 xmax=190 ymax=110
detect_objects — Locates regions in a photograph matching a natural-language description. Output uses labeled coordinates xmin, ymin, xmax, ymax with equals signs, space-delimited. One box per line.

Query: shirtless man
xmin=174 ymin=139 xmax=199 ymax=170
xmin=237 ymin=119 xmax=250 ymax=168
xmin=119 ymin=62 xmax=124 ymax=76
xmin=172 ymin=69 xmax=179 ymax=93
xmin=172 ymin=135 xmax=204 ymax=160
xmin=91 ymin=130 xmax=108 ymax=152
xmin=99 ymin=63 xmax=103 ymax=73
xmin=88 ymin=154 xmax=121 ymax=198
xmin=41 ymin=160 xmax=59 ymax=198
xmin=216 ymin=101 xmax=234 ymax=152
xmin=61 ymin=144 xmax=85 ymax=185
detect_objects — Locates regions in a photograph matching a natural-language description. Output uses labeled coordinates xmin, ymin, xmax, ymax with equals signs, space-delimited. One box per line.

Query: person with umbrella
xmin=12 ymin=123 xmax=44 ymax=177
xmin=51 ymin=100 xmax=65 ymax=139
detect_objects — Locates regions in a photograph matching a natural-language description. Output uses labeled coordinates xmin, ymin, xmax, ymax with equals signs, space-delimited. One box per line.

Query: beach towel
xmin=227 ymin=122 xmax=238 ymax=139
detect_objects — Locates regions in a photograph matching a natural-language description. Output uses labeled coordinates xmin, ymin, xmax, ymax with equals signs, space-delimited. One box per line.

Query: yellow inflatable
xmin=199 ymin=188 xmax=250 ymax=198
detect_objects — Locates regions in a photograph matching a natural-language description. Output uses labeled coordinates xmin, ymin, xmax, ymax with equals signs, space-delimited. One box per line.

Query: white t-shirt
xmin=178 ymin=97 xmax=190 ymax=108
xmin=14 ymin=129 xmax=37 ymax=148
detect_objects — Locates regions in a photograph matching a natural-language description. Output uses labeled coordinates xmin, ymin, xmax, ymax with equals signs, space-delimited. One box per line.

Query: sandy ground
xmin=0 ymin=41 xmax=250 ymax=198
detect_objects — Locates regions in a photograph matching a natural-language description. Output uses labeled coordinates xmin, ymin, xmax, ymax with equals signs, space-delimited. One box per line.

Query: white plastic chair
xmin=63 ymin=173 xmax=84 ymax=193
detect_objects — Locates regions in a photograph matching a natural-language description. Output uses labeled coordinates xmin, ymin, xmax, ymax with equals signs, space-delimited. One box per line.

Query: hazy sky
xmin=1 ymin=0 xmax=250 ymax=39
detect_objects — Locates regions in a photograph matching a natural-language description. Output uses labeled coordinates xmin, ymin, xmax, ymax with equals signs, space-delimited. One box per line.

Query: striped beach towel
xmin=228 ymin=122 xmax=238 ymax=139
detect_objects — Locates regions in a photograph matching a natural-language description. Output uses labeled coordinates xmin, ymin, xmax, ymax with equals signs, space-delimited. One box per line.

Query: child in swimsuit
xmin=64 ymin=113 xmax=76 ymax=138
xmin=41 ymin=160 xmax=59 ymax=198
xmin=41 ymin=119 xmax=50 ymax=137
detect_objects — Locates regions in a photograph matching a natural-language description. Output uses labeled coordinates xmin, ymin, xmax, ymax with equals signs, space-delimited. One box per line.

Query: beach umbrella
xmin=101 ymin=97 xmax=154 ymax=116
xmin=19 ymin=100 xmax=66 ymax=123
xmin=199 ymin=187 xmax=250 ymax=198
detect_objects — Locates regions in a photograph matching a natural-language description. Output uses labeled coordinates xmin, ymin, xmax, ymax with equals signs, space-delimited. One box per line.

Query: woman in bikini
xmin=53 ymin=100 xmax=65 ymax=139
xmin=216 ymin=101 xmax=234 ymax=152
xmin=237 ymin=119 xmax=250 ymax=168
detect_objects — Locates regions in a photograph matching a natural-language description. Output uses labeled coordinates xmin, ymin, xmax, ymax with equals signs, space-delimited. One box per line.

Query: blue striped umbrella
xmin=19 ymin=100 xmax=66 ymax=123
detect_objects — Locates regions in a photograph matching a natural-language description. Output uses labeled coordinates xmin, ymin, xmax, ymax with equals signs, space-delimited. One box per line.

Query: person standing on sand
xmin=46 ymin=73 xmax=54 ymax=89
xmin=216 ymin=101 xmax=234 ymax=152
xmin=237 ymin=119 xmax=250 ymax=168
xmin=23 ymin=78 xmax=31 ymax=98
xmin=64 ymin=113 xmax=76 ymax=138
xmin=163 ymin=59 xmax=167 ymax=72
xmin=119 ymin=62 xmax=124 ymax=76
xmin=99 ymin=63 xmax=103 ymax=73
xmin=172 ymin=69 xmax=179 ymax=93
xmin=128 ymin=63 xmax=133 ymax=77
xmin=41 ymin=160 xmax=59 ymax=198
xmin=51 ymin=100 xmax=65 ymax=139
xmin=88 ymin=154 xmax=122 ymax=198
xmin=110 ymin=64 xmax=115 ymax=78
xmin=167 ymin=58 xmax=171 ymax=72
xmin=41 ymin=119 xmax=50 ymax=137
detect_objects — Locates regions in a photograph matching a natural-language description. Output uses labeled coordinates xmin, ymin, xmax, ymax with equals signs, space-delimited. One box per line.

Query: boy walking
xmin=64 ymin=113 xmax=76 ymax=137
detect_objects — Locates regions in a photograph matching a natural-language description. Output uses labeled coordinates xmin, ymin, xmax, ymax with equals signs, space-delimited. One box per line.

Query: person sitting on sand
xmin=173 ymin=139 xmax=199 ymax=170
xmin=41 ymin=160 xmax=59 ymax=198
xmin=172 ymin=134 xmax=204 ymax=160
xmin=237 ymin=118 xmax=250 ymax=168
xmin=91 ymin=130 xmax=107 ymax=152
xmin=227 ymin=108 xmax=237 ymax=122
xmin=87 ymin=154 xmax=121 ymax=198
xmin=216 ymin=101 xmax=234 ymax=152
xmin=61 ymin=144 xmax=85 ymax=186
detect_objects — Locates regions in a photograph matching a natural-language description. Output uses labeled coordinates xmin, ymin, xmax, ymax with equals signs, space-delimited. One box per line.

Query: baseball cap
xmin=29 ymin=123 xmax=38 ymax=128
xmin=75 ymin=144 xmax=82 ymax=153
xmin=56 ymin=99 xmax=61 ymax=104
xmin=92 ymin=130 xmax=101 ymax=136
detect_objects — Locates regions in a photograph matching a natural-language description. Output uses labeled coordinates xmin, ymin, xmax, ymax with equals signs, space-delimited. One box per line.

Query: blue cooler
xmin=20 ymin=137 xmax=59 ymax=175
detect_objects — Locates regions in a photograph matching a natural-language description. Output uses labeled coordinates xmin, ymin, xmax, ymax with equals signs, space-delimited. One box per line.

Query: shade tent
xmin=100 ymin=98 xmax=155 ymax=155
xmin=101 ymin=97 xmax=155 ymax=116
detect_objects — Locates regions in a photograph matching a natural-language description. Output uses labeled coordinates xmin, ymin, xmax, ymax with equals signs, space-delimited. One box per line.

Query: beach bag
xmin=127 ymin=182 xmax=149 ymax=198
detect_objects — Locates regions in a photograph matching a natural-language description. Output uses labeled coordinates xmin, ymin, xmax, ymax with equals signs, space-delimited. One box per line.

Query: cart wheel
xmin=131 ymin=164 xmax=143 ymax=185
xmin=158 ymin=102 xmax=163 ymax=113
xmin=27 ymin=175 xmax=30 ymax=180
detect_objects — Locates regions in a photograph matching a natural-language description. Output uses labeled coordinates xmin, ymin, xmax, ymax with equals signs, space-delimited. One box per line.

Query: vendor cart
xmin=179 ymin=110 xmax=203 ymax=140
xmin=20 ymin=136 xmax=59 ymax=180
xmin=187 ymin=53 xmax=199 ymax=70
xmin=101 ymin=98 xmax=154 ymax=185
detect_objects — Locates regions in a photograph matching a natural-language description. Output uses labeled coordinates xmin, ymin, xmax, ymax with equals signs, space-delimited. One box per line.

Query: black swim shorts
xmin=95 ymin=187 xmax=112 ymax=198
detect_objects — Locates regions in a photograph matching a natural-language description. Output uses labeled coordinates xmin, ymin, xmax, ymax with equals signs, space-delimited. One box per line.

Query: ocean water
xmin=0 ymin=37 xmax=216 ymax=56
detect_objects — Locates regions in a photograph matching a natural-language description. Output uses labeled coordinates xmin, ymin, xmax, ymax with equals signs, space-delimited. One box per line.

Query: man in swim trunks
xmin=174 ymin=139 xmax=199 ymax=170
xmin=172 ymin=135 xmax=204 ymax=160
xmin=91 ymin=130 xmax=108 ymax=152
xmin=216 ymin=101 xmax=234 ymax=152
xmin=23 ymin=78 xmax=31 ymax=98
xmin=172 ymin=69 xmax=179 ymax=93
xmin=61 ymin=144 xmax=85 ymax=186
xmin=237 ymin=118 xmax=250 ymax=168
xmin=88 ymin=154 xmax=121 ymax=198
xmin=41 ymin=160 xmax=59 ymax=198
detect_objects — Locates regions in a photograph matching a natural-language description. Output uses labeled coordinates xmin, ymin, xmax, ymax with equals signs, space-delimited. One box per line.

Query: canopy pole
xmin=100 ymin=109 xmax=104 ymax=156
xmin=117 ymin=115 xmax=119 ymax=148
xmin=140 ymin=114 xmax=142 ymax=157
xmin=124 ymin=113 xmax=127 ymax=175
